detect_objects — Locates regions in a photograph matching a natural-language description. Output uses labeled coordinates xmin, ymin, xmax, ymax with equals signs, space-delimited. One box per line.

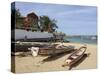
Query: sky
xmin=14 ymin=2 xmax=97 ymax=35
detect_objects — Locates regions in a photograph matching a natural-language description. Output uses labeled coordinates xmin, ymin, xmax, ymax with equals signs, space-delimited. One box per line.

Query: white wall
xmin=15 ymin=29 xmax=53 ymax=40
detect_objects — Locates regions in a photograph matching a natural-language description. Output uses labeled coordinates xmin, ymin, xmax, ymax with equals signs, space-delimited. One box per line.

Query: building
xmin=23 ymin=12 xmax=40 ymax=31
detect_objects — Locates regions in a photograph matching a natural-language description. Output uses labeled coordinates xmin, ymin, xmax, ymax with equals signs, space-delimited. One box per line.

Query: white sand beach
xmin=12 ymin=43 xmax=97 ymax=73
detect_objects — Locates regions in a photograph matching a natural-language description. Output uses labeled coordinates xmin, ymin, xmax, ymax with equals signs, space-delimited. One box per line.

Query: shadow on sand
xmin=41 ymin=51 xmax=74 ymax=63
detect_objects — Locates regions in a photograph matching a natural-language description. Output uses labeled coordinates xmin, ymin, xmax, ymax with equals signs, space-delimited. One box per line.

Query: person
xmin=24 ymin=35 xmax=27 ymax=41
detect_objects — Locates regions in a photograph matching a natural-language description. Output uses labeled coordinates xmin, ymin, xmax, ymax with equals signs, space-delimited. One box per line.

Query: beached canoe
xmin=28 ymin=44 xmax=75 ymax=56
xmin=62 ymin=46 xmax=87 ymax=67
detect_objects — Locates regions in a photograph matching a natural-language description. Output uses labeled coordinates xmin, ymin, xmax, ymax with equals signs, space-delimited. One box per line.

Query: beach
xmin=12 ymin=42 xmax=97 ymax=73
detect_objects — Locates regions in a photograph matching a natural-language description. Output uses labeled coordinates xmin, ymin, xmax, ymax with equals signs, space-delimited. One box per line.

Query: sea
xmin=65 ymin=36 xmax=97 ymax=45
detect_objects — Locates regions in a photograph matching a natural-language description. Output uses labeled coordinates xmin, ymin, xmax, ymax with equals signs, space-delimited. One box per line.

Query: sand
xmin=12 ymin=42 xmax=97 ymax=73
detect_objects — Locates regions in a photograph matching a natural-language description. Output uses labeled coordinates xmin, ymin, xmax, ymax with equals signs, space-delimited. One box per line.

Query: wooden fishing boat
xmin=39 ymin=44 xmax=75 ymax=55
xmin=62 ymin=46 xmax=87 ymax=67
xmin=28 ymin=44 xmax=75 ymax=56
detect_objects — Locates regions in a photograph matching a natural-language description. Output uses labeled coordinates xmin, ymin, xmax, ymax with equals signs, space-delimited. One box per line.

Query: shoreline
xmin=67 ymin=42 xmax=97 ymax=45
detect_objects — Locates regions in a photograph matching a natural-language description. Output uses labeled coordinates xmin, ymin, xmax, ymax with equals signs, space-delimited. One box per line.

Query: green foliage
xmin=40 ymin=16 xmax=58 ymax=33
xmin=15 ymin=9 xmax=21 ymax=18
xmin=14 ymin=9 xmax=23 ymax=29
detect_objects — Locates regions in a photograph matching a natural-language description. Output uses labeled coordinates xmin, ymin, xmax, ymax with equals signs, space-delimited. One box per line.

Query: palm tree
xmin=15 ymin=9 xmax=21 ymax=19
xmin=39 ymin=16 xmax=58 ymax=33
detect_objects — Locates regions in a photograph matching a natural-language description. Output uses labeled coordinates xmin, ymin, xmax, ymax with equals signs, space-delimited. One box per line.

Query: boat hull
xmin=63 ymin=46 xmax=87 ymax=67
xmin=68 ymin=53 xmax=85 ymax=66
xmin=38 ymin=48 xmax=74 ymax=55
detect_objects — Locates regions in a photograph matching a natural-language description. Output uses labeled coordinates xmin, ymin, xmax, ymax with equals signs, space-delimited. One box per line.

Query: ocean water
xmin=65 ymin=36 xmax=97 ymax=45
